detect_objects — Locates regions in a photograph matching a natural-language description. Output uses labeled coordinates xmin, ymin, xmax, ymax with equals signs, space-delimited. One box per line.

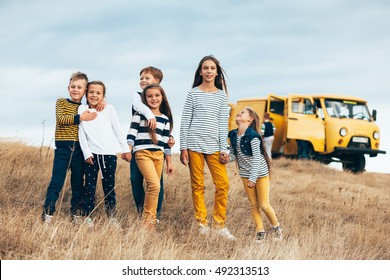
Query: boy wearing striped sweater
xmin=41 ymin=72 xmax=97 ymax=224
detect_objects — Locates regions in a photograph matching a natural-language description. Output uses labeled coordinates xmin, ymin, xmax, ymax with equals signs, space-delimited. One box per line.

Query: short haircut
xmin=70 ymin=71 xmax=88 ymax=84
xmin=140 ymin=66 xmax=163 ymax=83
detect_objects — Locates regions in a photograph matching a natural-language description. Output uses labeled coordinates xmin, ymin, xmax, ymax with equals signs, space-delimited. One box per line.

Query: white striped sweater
xmin=229 ymin=136 xmax=269 ymax=182
xmin=180 ymin=87 xmax=230 ymax=154
xmin=127 ymin=113 xmax=171 ymax=155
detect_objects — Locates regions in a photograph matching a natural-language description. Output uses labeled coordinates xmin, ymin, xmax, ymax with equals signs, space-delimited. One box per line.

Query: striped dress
xmin=180 ymin=87 xmax=230 ymax=154
xmin=54 ymin=98 xmax=81 ymax=147
xmin=127 ymin=113 xmax=171 ymax=156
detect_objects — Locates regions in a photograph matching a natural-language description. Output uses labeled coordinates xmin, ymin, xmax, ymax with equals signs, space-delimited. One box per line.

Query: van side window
xmin=270 ymin=98 xmax=284 ymax=116
xmin=292 ymin=98 xmax=315 ymax=114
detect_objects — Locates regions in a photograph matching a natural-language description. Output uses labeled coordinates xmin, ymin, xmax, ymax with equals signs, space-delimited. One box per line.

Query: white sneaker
xmin=109 ymin=217 xmax=121 ymax=228
xmin=43 ymin=214 xmax=53 ymax=225
xmin=198 ymin=224 xmax=211 ymax=235
xmin=216 ymin=227 xmax=237 ymax=241
xmin=72 ymin=215 xmax=82 ymax=225
xmin=84 ymin=217 xmax=94 ymax=228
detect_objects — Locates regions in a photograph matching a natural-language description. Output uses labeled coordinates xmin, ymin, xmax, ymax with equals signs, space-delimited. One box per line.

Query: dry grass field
xmin=0 ymin=140 xmax=389 ymax=260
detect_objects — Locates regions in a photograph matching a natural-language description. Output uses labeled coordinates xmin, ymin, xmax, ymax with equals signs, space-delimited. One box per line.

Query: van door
xmin=286 ymin=94 xmax=325 ymax=152
xmin=267 ymin=94 xmax=288 ymax=155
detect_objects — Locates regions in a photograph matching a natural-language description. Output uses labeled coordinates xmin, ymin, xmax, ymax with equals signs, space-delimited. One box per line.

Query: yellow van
xmin=229 ymin=93 xmax=386 ymax=172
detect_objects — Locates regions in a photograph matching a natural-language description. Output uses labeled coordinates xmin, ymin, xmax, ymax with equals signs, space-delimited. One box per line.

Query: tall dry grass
xmin=0 ymin=140 xmax=389 ymax=260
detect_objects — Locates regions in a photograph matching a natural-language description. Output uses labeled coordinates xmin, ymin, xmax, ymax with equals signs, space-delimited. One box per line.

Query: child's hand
xmin=180 ymin=150 xmax=189 ymax=166
xmin=86 ymin=156 xmax=94 ymax=165
xmin=219 ymin=152 xmax=229 ymax=164
xmin=147 ymin=118 xmax=157 ymax=130
xmin=166 ymin=162 xmax=174 ymax=175
xmin=168 ymin=136 xmax=175 ymax=148
xmin=96 ymin=99 xmax=107 ymax=112
xmin=247 ymin=181 xmax=255 ymax=188
xmin=80 ymin=110 xmax=97 ymax=121
xmin=121 ymin=152 xmax=131 ymax=162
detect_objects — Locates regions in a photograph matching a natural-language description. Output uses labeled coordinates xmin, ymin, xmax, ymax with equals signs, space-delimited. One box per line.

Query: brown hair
xmin=69 ymin=71 xmax=88 ymax=84
xmin=141 ymin=84 xmax=173 ymax=145
xmin=140 ymin=66 xmax=163 ymax=83
xmin=192 ymin=55 xmax=228 ymax=95
xmin=245 ymin=107 xmax=271 ymax=172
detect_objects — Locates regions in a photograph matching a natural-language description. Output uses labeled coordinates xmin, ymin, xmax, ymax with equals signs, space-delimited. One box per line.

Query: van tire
xmin=342 ymin=155 xmax=365 ymax=173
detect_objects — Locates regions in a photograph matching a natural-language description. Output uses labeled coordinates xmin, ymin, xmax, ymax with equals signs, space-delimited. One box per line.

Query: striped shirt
xmin=229 ymin=136 xmax=269 ymax=182
xmin=54 ymin=98 xmax=81 ymax=147
xmin=127 ymin=113 xmax=171 ymax=155
xmin=180 ymin=87 xmax=230 ymax=154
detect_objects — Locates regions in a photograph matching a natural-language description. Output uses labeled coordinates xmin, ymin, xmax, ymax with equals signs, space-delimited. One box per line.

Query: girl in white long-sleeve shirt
xmin=78 ymin=81 xmax=131 ymax=226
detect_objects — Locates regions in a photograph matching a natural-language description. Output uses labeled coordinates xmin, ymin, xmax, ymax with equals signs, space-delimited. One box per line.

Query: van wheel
xmin=342 ymin=156 xmax=365 ymax=173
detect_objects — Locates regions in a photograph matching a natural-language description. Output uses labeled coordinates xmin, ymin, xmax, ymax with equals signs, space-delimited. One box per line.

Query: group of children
xmin=41 ymin=56 xmax=282 ymax=242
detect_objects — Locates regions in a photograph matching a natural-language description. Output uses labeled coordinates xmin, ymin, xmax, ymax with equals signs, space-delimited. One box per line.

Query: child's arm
xmin=107 ymin=105 xmax=131 ymax=161
xmin=126 ymin=113 xmax=141 ymax=161
xmin=56 ymin=98 xmax=96 ymax=126
xmin=163 ymin=120 xmax=174 ymax=174
xmin=165 ymin=155 xmax=174 ymax=175
xmin=179 ymin=93 xmax=194 ymax=166
xmin=248 ymin=137 xmax=262 ymax=187
xmin=132 ymin=92 xmax=157 ymax=129
xmin=261 ymin=123 xmax=265 ymax=136
xmin=218 ymin=94 xmax=230 ymax=154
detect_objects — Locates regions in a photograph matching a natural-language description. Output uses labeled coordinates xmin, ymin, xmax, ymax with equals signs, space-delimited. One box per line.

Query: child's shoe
xmin=198 ymin=224 xmax=210 ymax=235
xmin=71 ymin=215 xmax=82 ymax=225
xmin=109 ymin=217 xmax=121 ymax=228
xmin=42 ymin=214 xmax=53 ymax=225
xmin=215 ymin=227 xmax=237 ymax=241
xmin=84 ymin=217 xmax=94 ymax=228
xmin=270 ymin=226 xmax=283 ymax=240
xmin=255 ymin=231 xmax=266 ymax=243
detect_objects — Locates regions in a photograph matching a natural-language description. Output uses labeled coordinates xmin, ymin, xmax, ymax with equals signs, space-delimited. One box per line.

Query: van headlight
xmin=340 ymin=128 xmax=347 ymax=137
xmin=373 ymin=131 xmax=380 ymax=140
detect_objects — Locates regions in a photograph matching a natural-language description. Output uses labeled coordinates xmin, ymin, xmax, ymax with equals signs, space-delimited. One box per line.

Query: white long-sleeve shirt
xmin=132 ymin=91 xmax=155 ymax=120
xmin=78 ymin=104 xmax=130 ymax=160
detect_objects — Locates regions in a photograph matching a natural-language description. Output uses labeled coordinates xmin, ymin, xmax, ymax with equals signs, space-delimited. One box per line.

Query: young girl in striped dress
xmin=228 ymin=107 xmax=282 ymax=242
xmin=180 ymin=55 xmax=236 ymax=240
xmin=127 ymin=84 xmax=174 ymax=230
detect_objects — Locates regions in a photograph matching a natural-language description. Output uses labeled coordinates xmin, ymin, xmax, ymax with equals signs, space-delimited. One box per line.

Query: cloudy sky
xmin=0 ymin=0 xmax=389 ymax=173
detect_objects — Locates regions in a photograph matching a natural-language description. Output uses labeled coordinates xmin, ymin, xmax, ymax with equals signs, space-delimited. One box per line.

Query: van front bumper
xmin=333 ymin=147 xmax=386 ymax=157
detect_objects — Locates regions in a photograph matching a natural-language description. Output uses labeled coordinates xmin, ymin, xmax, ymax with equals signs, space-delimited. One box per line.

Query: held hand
xmin=180 ymin=150 xmax=189 ymax=166
xmin=247 ymin=181 xmax=255 ymax=188
xmin=95 ymin=99 xmax=107 ymax=112
xmin=147 ymin=118 xmax=157 ymax=130
xmin=80 ymin=110 xmax=97 ymax=121
xmin=121 ymin=152 xmax=131 ymax=162
xmin=168 ymin=136 xmax=175 ymax=148
xmin=219 ymin=152 xmax=229 ymax=164
xmin=86 ymin=156 xmax=94 ymax=165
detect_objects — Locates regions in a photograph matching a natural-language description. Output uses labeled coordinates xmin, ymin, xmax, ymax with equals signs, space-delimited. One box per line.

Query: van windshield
xmin=324 ymin=99 xmax=371 ymax=121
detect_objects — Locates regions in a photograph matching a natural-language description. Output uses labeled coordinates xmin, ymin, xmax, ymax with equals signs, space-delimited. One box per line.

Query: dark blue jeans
xmin=130 ymin=155 xmax=164 ymax=219
xmin=83 ymin=154 xmax=117 ymax=217
xmin=43 ymin=145 xmax=85 ymax=216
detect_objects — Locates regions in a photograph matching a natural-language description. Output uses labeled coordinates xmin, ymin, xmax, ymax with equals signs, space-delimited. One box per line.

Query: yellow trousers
xmin=135 ymin=150 xmax=164 ymax=223
xmin=188 ymin=150 xmax=229 ymax=228
xmin=242 ymin=176 xmax=279 ymax=232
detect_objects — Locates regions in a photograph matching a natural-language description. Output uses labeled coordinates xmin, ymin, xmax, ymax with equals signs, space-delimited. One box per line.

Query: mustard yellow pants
xmin=188 ymin=150 xmax=229 ymax=228
xmin=242 ymin=176 xmax=279 ymax=232
xmin=135 ymin=150 xmax=164 ymax=223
